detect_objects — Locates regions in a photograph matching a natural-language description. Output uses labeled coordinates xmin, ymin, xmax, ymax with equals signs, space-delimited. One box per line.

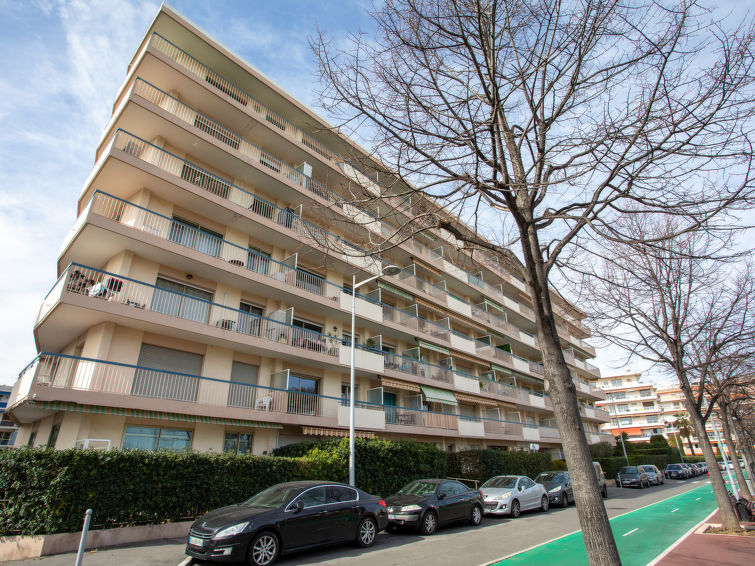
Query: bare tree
xmin=312 ymin=1 xmax=755 ymax=561
xmin=581 ymin=214 xmax=754 ymax=529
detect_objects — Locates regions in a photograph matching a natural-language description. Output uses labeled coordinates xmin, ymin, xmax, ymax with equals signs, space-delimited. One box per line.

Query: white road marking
xmin=178 ymin=558 xmax=193 ymax=566
xmin=696 ymin=497 xmax=701 ymax=501
xmin=672 ymin=508 xmax=679 ymax=512
xmin=623 ymin=528 xmax=639 ymax=536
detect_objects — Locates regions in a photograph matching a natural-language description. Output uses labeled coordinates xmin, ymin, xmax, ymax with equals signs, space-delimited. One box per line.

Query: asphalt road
xmin=10 ymin=479 xmax=711 ymax=566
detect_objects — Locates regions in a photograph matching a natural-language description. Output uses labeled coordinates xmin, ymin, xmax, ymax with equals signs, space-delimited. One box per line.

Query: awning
xmin=418 ymin=340 xmax=450 ymax=355
xmin=31 ymin=401 xmax=282 ymax=429
xmin=420 ymin=385 xmax=458 ymax=406
xmin=380 ymin=376 xmax=421 ymax=393
xmin=302 ymin=426 xmax=374 ymax=438
xmin=378 ymin=280 xmax=414 ymax=301
xmin=455 ymin=392 xmax=498 ymax=407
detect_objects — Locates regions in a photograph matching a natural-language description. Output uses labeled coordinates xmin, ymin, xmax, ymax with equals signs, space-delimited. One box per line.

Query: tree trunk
xmin=520 ymin=226 xmax=621 ymax=565
xmin=685 ymin=436 xmax=695 ymax=457
xmin=720 ymin=404 xmax=753 ymax=501
xmin=680 ymin=387 xmax=741 ymax=529
xmin=731 ymin=416 xmax=755 ymax=481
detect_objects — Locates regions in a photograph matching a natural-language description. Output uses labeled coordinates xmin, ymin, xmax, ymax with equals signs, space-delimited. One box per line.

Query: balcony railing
xmin=150 ymin=33 xmax=339 ymax=163
xmin=45 ymin=263 xmax=342 ymax=359
xmin=109 ymin=129 xmax=365 ymax=258
xmin=87 ymin=191 xmax=347 ymax=302
xmin=131 ymin=78 xmax=341 ymax=205
xmin=11 ymin=354 xmax=537 ymax=437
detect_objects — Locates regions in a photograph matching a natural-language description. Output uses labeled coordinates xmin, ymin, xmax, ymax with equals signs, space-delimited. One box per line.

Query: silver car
xmin=481 ymin=475 xmax=549 ymax=517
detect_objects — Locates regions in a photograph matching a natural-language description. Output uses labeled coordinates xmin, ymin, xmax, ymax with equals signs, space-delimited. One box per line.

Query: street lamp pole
xmin=349 ymin=265 xmax=401 ymax=486
xmin=610 ymin=392 xmax=629 ymax=465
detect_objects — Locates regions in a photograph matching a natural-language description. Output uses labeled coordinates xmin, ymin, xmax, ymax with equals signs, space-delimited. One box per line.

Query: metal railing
xmin=87 ymin=191 xmax=345 ymax=302
xmin=150 ymin=33 xmax=339 ymax=163
xmin=11 ymin=354 xmax=543 ymax=437
xmin=110 ymin=129 xmax=362 ymax=258
xmin=47 ymin=263 xmax=341 ymax=359
xmin=132 ymin=78 xmax=341 ymax=205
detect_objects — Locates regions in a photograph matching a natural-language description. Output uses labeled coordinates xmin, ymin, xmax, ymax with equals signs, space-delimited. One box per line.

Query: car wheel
xmin=561 ymin=493 xmax=569 ymax=508
xmin=469 ymin=504 xmax=483 ymax=526
xmin=419 ymin=510 xmax=438 ymax=536
xmin=540 ymin=495 xmax=549 ymax=512
xmin=510 ymin=499 xmax=521 ymax=518
xmin=356 ymin=516 xmax=377 ymax=547
xmin=601 ymin=485 xmax=608 ymax=499
xmin=248 ymin=531 xmax=279 ymax=566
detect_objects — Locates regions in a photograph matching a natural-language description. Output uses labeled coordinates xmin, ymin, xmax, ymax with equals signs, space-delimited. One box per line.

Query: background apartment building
xmin=0 ymin=386 xmax=19 ymax=448
xmin=5 ymin=6 xmax=611 ymax=457
xmin=595 ymin=372 xmax=666 ymax=443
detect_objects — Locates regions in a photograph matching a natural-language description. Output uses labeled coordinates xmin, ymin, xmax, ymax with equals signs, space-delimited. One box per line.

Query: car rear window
xmin=667 ymin=464 xmax=680 ymax=469
xmin=619 ymin=467 xmax=638 ymax=474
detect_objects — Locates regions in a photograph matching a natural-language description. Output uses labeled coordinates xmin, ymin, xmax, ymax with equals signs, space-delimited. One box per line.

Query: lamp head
xmin=381 ymin=265 xmax=402 ymax=277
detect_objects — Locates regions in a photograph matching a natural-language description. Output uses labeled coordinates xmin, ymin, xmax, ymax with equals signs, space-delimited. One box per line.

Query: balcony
xmin=10 ymin=354 xmax=543 ymax=442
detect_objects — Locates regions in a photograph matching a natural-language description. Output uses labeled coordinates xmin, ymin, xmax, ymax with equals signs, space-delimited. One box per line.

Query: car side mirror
xmin=518 ymin=485 xmax=524 ymax=492
xmin=289 ymin=500 xmax=304 ymax=513
xmin=437 ymin=492 xmax=446 ymax=500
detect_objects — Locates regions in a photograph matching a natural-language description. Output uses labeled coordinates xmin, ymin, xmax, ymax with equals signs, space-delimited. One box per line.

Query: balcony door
xmin=227 ymin=361 xmax=259 ymax=409
xmin=151 ymin=277 xmax=212 ymax=324
xmin=132 ymin=344 xmax=202 ymax=402
xmin=168 ymin=216 xmax=222 ymax=257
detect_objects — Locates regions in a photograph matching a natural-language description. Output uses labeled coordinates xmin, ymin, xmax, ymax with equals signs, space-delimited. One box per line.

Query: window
xmin=151 ymin=277 xmax=213 ymax=324
xmin=611 ymin=379 xmax=623 ymax=387
xmin=0 ymin=431 xmax=12 ymax=445
xmin=246 ymin=246 xmax=271 ymax=275
xmin=223 ymin=432 xmax=253 ymax=455
xmin=295 ymin=268 xmax=324 ymax=296
xmin=27 ymin=431 xmax=37 ymax=446
xmin=238 ymin=302 xmax=263 ymax=336
xmin=169 ymin=216 xmax=223 ymax=257
xmin=327 ymin=486 xmax=357 ymax=503
xmin=47 ymin=424 xmax=60 ymax=448
xmin=640 ymin=390 xmax=652 ymax=397
xmin=643 ymin=402 xmax=655 ymax=409
xmin=179 ymin=162 xmax=231 ymax=199
xmin=295 ymin=487 xmax=327 ymax=508
xmin=341 ymin=383 xmax=359 ymax=407
xmin=287 ymin=375 xmax=319 ymax=415
xmin=620 ymin=417 xmax=632 ymax=425
xmin=292 ymin=318 xmax=323 ymax=333
xmin=122 ymin=426 xmax=192 ymax=452
xmin=612 ymin=391 xmax=626 ymax=400
xmin=133 ymin=344 xmax=203 ymax=403
xmin=227 ymin=361 xmax=259 ymax=409
xmin=646 ymin=415 xmax=659 ymax=424
xmin=617 ymin=404 xmax=629 ymax=413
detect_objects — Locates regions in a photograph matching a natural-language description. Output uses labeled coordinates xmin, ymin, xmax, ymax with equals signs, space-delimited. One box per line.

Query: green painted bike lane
xmin=493 ymin=484 xmax=716 ymax=566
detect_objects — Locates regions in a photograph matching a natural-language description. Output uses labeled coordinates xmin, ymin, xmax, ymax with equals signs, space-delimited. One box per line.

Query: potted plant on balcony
xmin=365 ymin=338 xmax=376 ymax=350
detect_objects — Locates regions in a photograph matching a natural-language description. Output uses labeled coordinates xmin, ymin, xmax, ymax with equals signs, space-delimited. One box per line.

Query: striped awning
xmin=302 ymin=426 xmax=375 ymax=438
xmin=378 ymin=280 xmax=414 ymax=301
xmin=455 ymin=392 xmax=499 ymax=407
xmin=380 ymin=376 xmax=421 ymax=392
xmin=418 ymin=340 xmax=450 ymax=355
xmin=31 ymin=401 xmax=281 ymax=429
xmin=420 ymin=385 xmax=458 ymax=406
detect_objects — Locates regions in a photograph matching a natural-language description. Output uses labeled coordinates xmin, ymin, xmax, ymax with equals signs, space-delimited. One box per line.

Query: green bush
xmin=551 ymin=459 xmax=568 ymax=471
xmin=446 ymin=450 xmax=552 ymax=483
xmin=589 ymin=442 xmax=615 ymax=458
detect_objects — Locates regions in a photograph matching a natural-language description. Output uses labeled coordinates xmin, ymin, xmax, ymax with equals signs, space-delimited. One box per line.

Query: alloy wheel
xmin=249 ymin=532 xmax=278 ymax=566
xmin=357 ymin=517 xmax=377 ymax=547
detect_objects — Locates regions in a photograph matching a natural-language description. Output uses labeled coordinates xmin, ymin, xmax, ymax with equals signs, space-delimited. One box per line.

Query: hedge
xmin=446 ymin=449 xmax=552 ymax=483
xmin=597 ymin=446 xmax=686 ymax=479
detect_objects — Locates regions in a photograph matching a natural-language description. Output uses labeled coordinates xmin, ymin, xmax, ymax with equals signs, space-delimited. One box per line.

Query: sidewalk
xmin=654 ymin=510 xmax=755 ymax=566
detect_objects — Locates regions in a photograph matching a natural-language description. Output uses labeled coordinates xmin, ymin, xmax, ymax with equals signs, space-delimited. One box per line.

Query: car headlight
xmin=491 ymin=491 xmax=512 ymax=500
xmin=548 ymin=486 xmax=562 ymax=493
xmin=399 ymin=505 xmax=422 ymax=512
xmin=212 ymin=522 xmax=250 ymax=540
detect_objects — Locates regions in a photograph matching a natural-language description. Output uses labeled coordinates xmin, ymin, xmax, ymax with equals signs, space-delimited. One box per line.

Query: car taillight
xmin=379 ymin=499 xmax=387 ymax=507
xmin=479 ymin=490 xmax=483 ymax=498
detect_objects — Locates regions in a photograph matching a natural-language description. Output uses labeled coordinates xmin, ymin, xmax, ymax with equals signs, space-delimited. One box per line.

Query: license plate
xmin=189 ymin=536 xmax=204 ymax=547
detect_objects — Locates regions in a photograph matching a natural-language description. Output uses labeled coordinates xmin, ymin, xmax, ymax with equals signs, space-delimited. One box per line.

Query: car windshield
xmin=242 ymin=485 xmax=303 ymax=508
xmin=668 ymin=465 xmax=680 ymax=469
xmin=535 ymin=472 xmax=563 ymax=483
xmin=640 ymin=467 xmax=654 ymax=473
xmin=397 ymin=480 xmax=438 ymax=496
xmin=619 ymin=467 xmax=638 ymax=474
xmin=482 ymin=476 xmax=519 ymax=489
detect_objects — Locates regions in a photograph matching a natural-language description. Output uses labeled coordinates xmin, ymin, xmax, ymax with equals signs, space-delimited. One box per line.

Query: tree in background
xmin=314 ymin=2 xmax=755 ymax=562
xmin=674 ymin=416 xmax=696 ymax=456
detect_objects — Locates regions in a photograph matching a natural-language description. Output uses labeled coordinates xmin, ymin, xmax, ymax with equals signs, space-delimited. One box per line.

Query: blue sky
xmin=0 ymin=1 xmax=749 ymax=386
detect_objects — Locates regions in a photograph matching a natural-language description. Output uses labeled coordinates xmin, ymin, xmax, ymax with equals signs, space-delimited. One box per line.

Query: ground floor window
xmin=223 ymin=432 xmax=253 ymax=455
xmin=122 ymin=425 xmax=192 ymax=452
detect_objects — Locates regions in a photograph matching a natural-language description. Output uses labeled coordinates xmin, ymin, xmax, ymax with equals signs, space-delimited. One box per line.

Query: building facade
xmin=0 ymin=386 xmax=19 ymax=448
xmin=6 ymin=6 xmax=611 ymax=457
xmin=595 ymin=372 xmax=665 ymax=443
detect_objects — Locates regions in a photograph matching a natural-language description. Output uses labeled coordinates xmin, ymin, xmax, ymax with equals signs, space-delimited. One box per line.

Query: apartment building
xmin=595 ymin=372 xmax=666 ymax=443
xmin=0 ymin=386 xmax=19 ymax=448
xmin=5 ymin=5 xmax=610 ymax=457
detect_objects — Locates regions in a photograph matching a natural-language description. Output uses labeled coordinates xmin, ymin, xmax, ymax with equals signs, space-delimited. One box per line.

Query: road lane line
xmin=623 ymin=528 xmax=638 ymax=536
xmin=672 ymin=508 xmax=679 ymax=512
xmin=696 ymin=497 xmax=701 ymax=501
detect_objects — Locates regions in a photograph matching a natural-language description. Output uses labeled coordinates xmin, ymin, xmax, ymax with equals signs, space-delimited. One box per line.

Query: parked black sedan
xmin=534 ymin=471 xmax=573 ymax=507
xmin=385 ymin=478 xmax=484 ymax=535
xmin=665 ymin=463 xmax=688 ymax=479
xmin=185 ymin=481 xmax=388 ymax=565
